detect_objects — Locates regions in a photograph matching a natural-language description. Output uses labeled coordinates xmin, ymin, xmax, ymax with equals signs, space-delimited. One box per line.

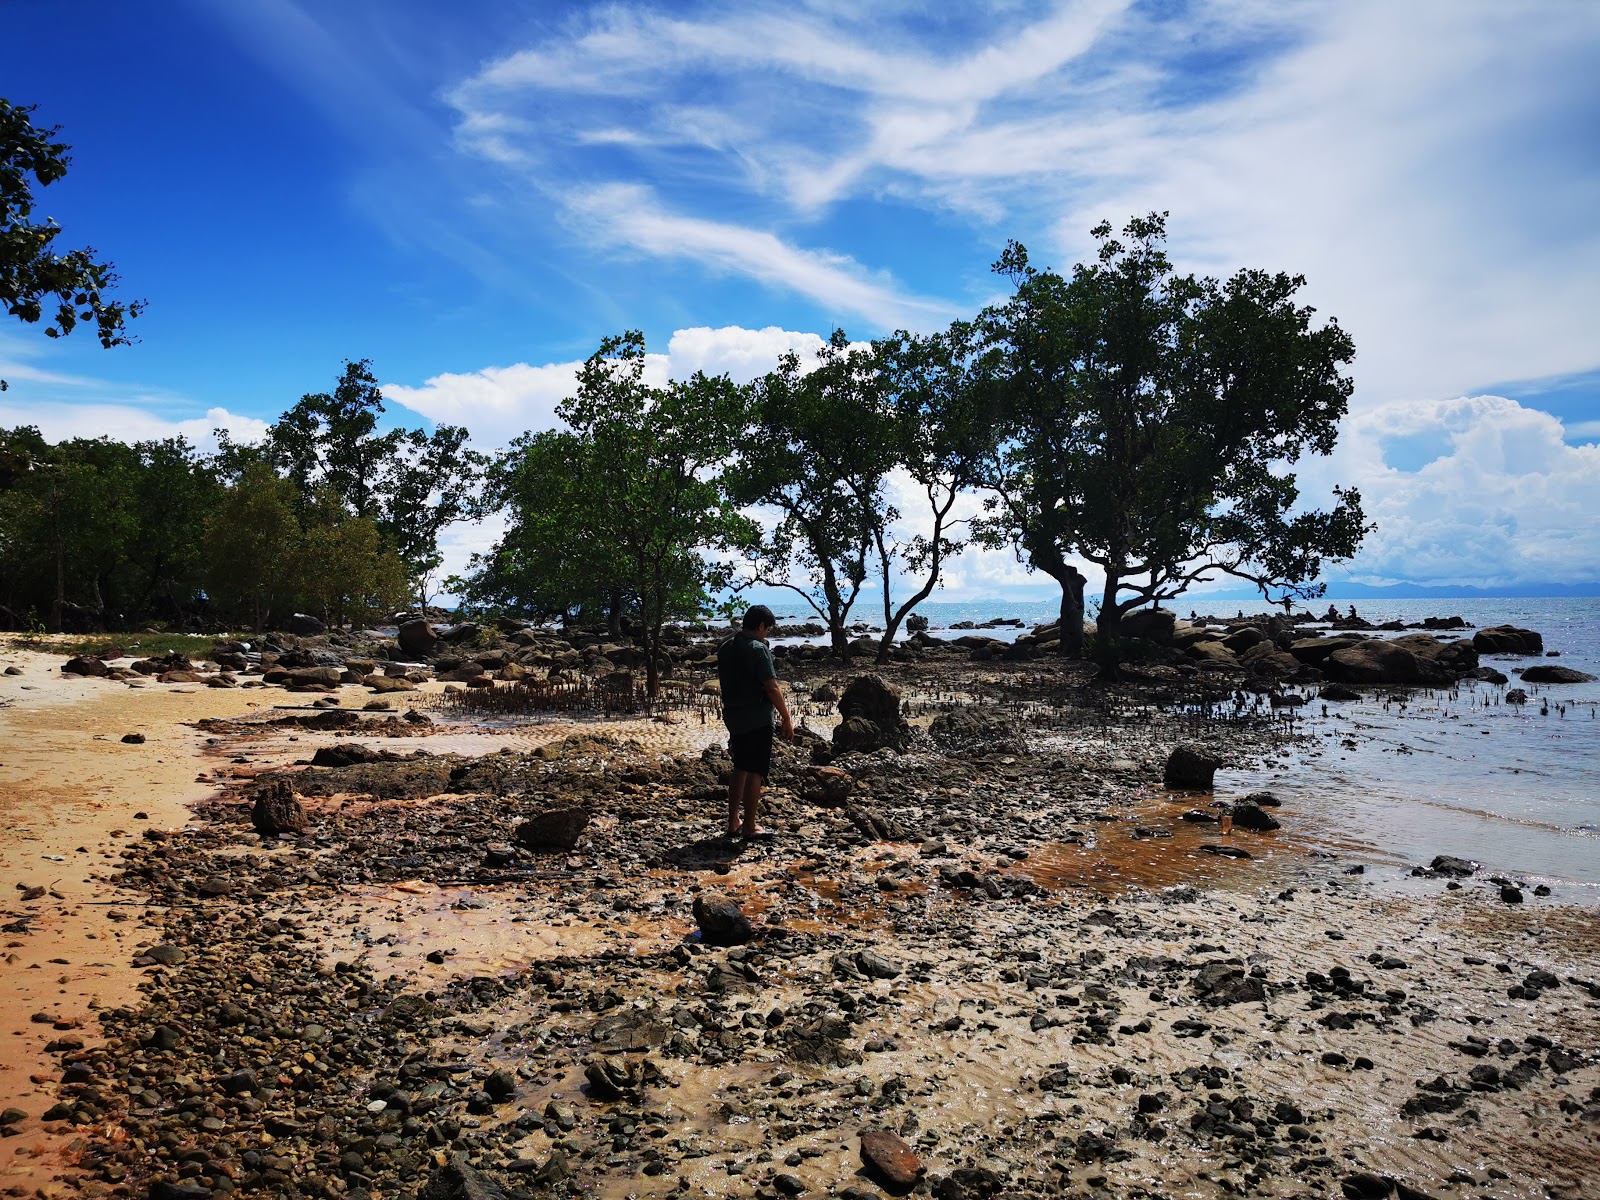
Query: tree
xmin=732 ymin=330 xmax=890 ymax=657
xmin=202 ymin=462 xmax=301 ymax=633
xmin=263 ymin=359 xmax=486 ymax=602
xmin=1 ymin=99 xmax=142 ymax=390
xmin=868 ymin=321 xmax=1003 ymax=662
xmin=294 ymin=489 xmax=410 ymax=627
xmin=471 ymin=428 xmax=634 ymax=628
xmin=482 ymin=332 xmax=756 ymax=696
xmin=985 ymin=214 xmax=1369 ymax=678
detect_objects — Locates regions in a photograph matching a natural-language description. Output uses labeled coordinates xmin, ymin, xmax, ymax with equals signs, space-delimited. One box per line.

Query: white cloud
xmin=447 ymin=1 xmax=1600 ymax=400
xmin=564 ymin=184 xmax=955 ymax=331
xmin=1306 ymin=395 xmax=1600 ymax=586
xmin=0 ymin=401 xmax=267 ymax=453
xmin=382 ymin=323 xmax=848 ymax=449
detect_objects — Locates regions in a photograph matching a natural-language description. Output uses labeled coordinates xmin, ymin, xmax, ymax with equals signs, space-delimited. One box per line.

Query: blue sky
xmin=3 ymin=0 xmax=1598 ymax=596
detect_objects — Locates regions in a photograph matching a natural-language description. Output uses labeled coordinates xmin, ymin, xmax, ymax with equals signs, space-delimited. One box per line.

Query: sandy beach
xmin=0 ymin=640 xmax=1596 ymax=1200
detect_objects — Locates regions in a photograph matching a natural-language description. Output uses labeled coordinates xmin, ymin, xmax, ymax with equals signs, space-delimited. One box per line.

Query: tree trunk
xmin=607 ymin=590 xmax=623 ymax=640
xmin=1057 ymin=566 xmax=1085 ymax=657
xmin=1095 ymin=574 xmax=1123 ymax=680
xmin=643 ymin=624 xmax=661 ymax=699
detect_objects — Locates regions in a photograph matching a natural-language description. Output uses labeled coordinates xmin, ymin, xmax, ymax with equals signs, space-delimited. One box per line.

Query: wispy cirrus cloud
xmin=446 ymin=1 xmax=1600 ymax=400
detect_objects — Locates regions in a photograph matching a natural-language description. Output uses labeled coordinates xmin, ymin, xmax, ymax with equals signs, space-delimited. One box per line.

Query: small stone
xmin=120 ymin=732 xmax=146 ymax=744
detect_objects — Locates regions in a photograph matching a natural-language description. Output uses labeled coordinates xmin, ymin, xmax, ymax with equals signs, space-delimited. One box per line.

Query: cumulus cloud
xmin=382 ymin=324 xmax=844 ymax=449
xmin=0 ymin=401 xmax=268 ymax=454
xmin=1305 ymin=395 xmax=1600 ymax=587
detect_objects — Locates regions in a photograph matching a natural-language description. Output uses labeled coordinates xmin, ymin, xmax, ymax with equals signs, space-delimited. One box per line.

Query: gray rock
xmin=1473 ymin=625 xmax=1542 ymax=656
xmin=1519 ymin=664 xmax=1596 ymax=683
xmin=418 ymin=1153 xmax=515 ymax=1200
xmin=398 ymin=618 xmax=441 ymax=658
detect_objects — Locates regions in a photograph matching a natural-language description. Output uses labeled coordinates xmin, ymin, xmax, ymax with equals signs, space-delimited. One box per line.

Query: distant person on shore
xmin=716 ymin=605 xmax=794 ymax=840
xmin=1326 ymin=604 xmax=1340 ymax=622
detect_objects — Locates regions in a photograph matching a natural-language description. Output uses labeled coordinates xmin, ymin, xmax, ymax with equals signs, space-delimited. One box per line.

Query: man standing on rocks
xmin=716 ymin=604 xmax=794 ymax=839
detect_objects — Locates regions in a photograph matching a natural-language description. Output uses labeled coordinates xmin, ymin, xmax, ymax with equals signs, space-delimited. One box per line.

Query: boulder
xmin=286 ymin=613 xmax=326 ymax=636
xmin=1230 ymin=803 xmax=1281 ymax=832
xmin=1164 ymin=745 xmax=1223 ymax=790
xmin=834 ymin=675 xmax=910 ymax=752
xmin=799 ymin=766 xmax=853 ymax=805
xmin=278 ymin=666 xmax=342 ymax=691
xmin=692 ymin=892 xmax=753 ymax=946
xmin=1391 ymin=633 xmax=1477 ymax=677
xmin=1519 ymin=664 xmax=1596 ymax=683
xmin=250 ymin=779 xmax=309 ymax=836
xmin=1319 ymin=683 xmax=1362 ymax=701
xmin=364 ymin=674 xmax=416 ymax=693
xmin=439 ymin=622 xmax=481 ymax=644
xmin=398 ymin=618 xmax=441 ymax=658
xmin=1121 ymin=607 xmax=1177 ymax=643
xmin=1473 ymin=625 xmax=1543 ymax=656
xmin=1187 ymin=640 xmax=1239 ymax=668
xmin=514 ymin=808 xmax=590 ymax=851
xmin=1289 ymin=635 xmax=1366 ymax=664
xmin=1239 ymin=642 xmax=1302 ymax=678
xmin=62 ymin=655 xmax=110 ymax=677
xmin=928 ymin=706 xmax=1027 ymax=755
xmin=1224 ymin=626 xmax=1269 ymax=653
xmin=1325 ymin=640 xmax=1449 ymax=685
xmin=418 ymin=1153 xmax=515 ymax=1200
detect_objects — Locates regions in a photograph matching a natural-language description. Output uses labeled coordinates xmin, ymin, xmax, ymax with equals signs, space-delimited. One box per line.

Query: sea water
xmin=784 ymin=596 xmax=1600 ymax=892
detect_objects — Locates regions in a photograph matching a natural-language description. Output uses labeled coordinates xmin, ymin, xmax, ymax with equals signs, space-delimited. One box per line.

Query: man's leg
xmin=726 ymin=769 xmax=752 ymax=836
xmin=741 ymin=774 xmax=764 ymax=838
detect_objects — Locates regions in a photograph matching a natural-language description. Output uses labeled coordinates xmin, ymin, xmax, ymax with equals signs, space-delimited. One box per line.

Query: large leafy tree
xmin=1 ymin=99 xmax=142 ymax=390
xmin=202 ymin=462 xmax=301 ymax=633
xmin=263 ymin=359 xmax=487 ymax=601
xmin=985 ymin=214 xmax=1369 ymax=677
xmin=732 ymin=330 xmax=890 ymax=657
xmin=481 ymin=332 xmax=755 ymax=696
xmin=471 ymin=428 xmax=635 ymax=629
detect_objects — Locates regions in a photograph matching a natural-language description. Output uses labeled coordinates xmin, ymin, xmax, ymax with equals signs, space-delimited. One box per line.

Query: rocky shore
xmin=2 ymin=623 xmax=1597 ymax=1200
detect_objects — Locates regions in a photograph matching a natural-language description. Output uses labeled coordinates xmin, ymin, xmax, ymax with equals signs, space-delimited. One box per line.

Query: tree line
xmin=0 ymin=360 xmax=484 ymax=633
xmin=467 ymin=214 xmax=1369 ymax=683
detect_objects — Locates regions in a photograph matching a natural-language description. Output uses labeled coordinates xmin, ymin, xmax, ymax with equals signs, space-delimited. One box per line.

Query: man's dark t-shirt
xmin=717 ymin=631 xmax=777 ymax=734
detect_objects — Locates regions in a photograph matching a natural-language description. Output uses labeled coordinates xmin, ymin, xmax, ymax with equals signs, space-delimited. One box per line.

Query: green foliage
xmin=982 ymin=213 xmax=1369 ymax=676
xmin=260 ymin=359 xmax=487 ymax=600
xmin=732 ymin=329 xmax=889 ymax=655
xmin=0 ymin=99 xmax=142 ymax=390
xmin=201 ymin=462 xmax=300 ymax=633
xmin=481 ymin=332 xmax=756 ymax=694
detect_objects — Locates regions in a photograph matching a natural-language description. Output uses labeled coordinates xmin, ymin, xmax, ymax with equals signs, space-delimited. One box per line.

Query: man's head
xmin=742 ymin=604 xmax=777 ymax=634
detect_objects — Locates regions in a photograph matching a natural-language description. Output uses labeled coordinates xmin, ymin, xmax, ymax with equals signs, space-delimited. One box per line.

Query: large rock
xmin=1121 ymin=607 xmax=1177 ymax=643
xmin=273 ymin=666 xmax=342 ymax=691
xmin=1164 ymin=745 xmax=1223 ymax=790
xmin=1325 ymin=640 xmax=1450 ymax=685
xmin=514 ymin=808 xmax=590 ymax=851
xmin=62 ymin=655 xmax=110 ymax=677
xmin=860 ymin=1130 xmax=922 ymax=1191
xmin=928 ymin=706 xmax=1027 ymax=755
xmin=1288 ymin=635 xmax=1367 ymax=664
xmin=398 ymin=618 xmax=441 ymax=658
xmin=833 ymin=675 xmax=910 ymax=753
xmin=1391 ymin=633 xmax=1477 ymax=677
xmin=692 ymin=892 xmax=753 ymax=946
xmin=251 ymin=779 xmax=309 ymax=836
xmin=418 ymin=1153 xmax=514 ymax=1200
xmin=1519 ymin=664 xmax=1596 ymax=683
xmin=1473 ymin=625 xmax=1543 ymax=656
xmin=286 ymin=612 xmax=326 ymax=636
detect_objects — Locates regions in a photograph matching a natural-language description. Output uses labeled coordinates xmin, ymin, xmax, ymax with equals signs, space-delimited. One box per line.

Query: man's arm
xmin=762 ymin=677 xmax=794 ymax=741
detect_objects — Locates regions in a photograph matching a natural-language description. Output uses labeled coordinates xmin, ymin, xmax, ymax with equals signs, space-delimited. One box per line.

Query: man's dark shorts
xmin=729 ymin=726 xmax=774 ymax=780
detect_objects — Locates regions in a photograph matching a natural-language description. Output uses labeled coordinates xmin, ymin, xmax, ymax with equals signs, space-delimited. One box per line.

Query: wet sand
xmin=0 ymin=643 xmax=1597 ymax=1200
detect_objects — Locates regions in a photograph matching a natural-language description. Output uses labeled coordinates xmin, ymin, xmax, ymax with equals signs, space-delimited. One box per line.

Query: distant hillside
xmin=1316 ymin=581 xmax=1600 ymax=600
